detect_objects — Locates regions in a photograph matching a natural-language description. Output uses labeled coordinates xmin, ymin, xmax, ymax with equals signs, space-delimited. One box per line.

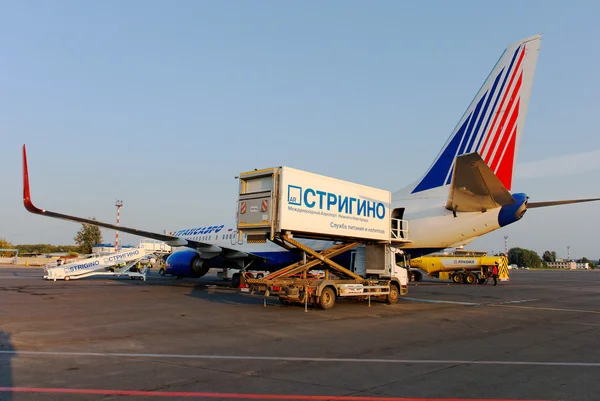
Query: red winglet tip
xmin=22 ymin=145 xmax=30 ymax=201
xmin=22 ymin=144 xmax=41 ymax=214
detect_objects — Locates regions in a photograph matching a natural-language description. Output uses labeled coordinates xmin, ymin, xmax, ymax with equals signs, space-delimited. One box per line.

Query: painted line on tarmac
xmin=492 ymin=299 xmax=539 ymax=304
xmin=1 ymin=350 xmax=599 ymax=367
xmin=0 ymin=387 xmax=551 ymax=400
xmin=490 ymin=304 xmax=600 ymax=314
xmin=399 ymin=297 xmax=480 ymax=306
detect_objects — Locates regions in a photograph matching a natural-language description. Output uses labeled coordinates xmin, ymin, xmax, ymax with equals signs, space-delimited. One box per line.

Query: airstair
xmin=43 ymin=248 xmax=150 ymax=281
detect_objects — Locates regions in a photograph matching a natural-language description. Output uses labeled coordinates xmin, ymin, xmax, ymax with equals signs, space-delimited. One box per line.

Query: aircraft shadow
xmin=0 ymin=331 xmax=13 ymax=401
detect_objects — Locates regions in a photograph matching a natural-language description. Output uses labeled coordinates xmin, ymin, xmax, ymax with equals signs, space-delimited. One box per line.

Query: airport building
xmin=546 ymin=261 xmax=589 ymax=270
xmin=92 ymin=244 xmax=136 ymax=254
xmin=92 ymin=240 xmax=171 ymax=255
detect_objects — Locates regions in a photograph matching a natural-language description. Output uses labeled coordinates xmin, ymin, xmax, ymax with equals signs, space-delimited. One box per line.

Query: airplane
xmin=22 ymin=33 xmax=600 ymax=284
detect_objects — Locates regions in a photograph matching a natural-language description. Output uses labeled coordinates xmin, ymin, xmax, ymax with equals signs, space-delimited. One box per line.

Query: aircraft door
xmin=231 ymin=231 xmax=243 ymax=246
xmin=391 ymin=208 xmax=406 ymax=239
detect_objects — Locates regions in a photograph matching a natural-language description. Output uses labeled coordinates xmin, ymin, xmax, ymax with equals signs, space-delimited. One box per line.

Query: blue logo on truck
xmin=287 ymin=185 xmax=386 ymax=219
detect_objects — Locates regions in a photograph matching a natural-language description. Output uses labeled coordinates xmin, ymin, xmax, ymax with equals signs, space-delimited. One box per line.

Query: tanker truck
xmin=406 ymin=252 xmax=509 ymax=285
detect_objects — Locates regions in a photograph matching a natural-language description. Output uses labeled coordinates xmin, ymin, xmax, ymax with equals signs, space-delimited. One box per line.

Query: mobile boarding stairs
xmin=43 ymin=248 xmax=151 ymax=281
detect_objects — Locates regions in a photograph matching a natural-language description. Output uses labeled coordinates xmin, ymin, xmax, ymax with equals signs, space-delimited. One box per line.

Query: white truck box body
xmin=278 ymin=167 xmax=391 ymax=241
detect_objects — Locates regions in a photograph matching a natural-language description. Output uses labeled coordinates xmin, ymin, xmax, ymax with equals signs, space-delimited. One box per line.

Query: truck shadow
xmin=0 ymin=331 xmax=13 ymax=401
xmin=185 ymin=283 xmax=289 ymax=307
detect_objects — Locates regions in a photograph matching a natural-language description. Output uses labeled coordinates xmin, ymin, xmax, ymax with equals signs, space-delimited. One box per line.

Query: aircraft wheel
xmin=64 ymin=276 xmax=70 ymax=281
xmin=159 ymin=268 xmax=166 ymax=276
xmin=465 ymin=273 xmax=477 ymax=285
xmin=232 ymin=273 xmax=241 ymax=289
xmin=452 ymin=273 xmax=463 ymax=284
xmin=318 ymin=287 xmax=336 ymax=310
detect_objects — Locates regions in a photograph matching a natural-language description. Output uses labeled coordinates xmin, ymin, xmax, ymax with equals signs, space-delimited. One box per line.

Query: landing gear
xmin=232 ymin=273 xmax=241 ymax=289
xmin=409 ymin=271 xmax=422 ymax=282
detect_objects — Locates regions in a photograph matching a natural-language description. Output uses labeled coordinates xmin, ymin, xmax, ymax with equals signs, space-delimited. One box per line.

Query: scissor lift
xmin=244 ymin=235 xmax=408 ymax=310
xmin=236 ymin=167 xmax=410 ymax=310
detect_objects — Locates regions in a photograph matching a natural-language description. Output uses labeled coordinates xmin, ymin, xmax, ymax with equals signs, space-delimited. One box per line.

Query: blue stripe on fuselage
xmin=204 ymin=248 xmax=445 ymax=272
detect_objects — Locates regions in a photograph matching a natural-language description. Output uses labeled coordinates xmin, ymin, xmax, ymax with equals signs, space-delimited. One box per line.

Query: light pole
xmin=567 ymin=245 xmax=571 ymax=262
xmin=504 ymin=235 xmax=508 ymax=256
xmin=115 ymin=200 xmax=123 ymax=252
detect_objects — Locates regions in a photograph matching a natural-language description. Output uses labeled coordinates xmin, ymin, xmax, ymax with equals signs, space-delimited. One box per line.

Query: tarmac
xmin=1 ymin=266 xmax=599 ymax=401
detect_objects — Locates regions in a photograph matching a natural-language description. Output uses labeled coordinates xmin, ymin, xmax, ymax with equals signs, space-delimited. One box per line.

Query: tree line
xmin=508 ymin=247 xmax=596 ymax=269
xmin=1 ymin=217 xmax=103 ymax=256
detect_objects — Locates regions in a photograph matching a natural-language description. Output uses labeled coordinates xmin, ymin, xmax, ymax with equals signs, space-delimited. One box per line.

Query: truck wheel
xmin=318 ymin=287 xmax=336 ymax=310
xmin=477 ymin=278 xmax=489 ymax=285
xmin=232 ymin=273 xmax=241 ymax=289
xmin=256 ymin=273 xmax=264 ymax=279
xmin=413 ymin=271 xmax=422 ymax=282
xmin=386 ymin=284 xmax=399 ymax=304
xmin=452 ymin=273 xmax=463 ymax=284
xmin=465 ymin=273 xmax=477 ymax=285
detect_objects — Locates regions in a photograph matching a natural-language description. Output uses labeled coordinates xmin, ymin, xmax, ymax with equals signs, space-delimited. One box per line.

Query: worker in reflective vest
xmin=492 ymin=262 xmax=499 ymax=286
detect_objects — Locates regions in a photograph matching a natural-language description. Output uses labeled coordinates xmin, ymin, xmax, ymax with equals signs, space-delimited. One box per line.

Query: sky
xmin=1 ymin=0 xmax=600 ymax=260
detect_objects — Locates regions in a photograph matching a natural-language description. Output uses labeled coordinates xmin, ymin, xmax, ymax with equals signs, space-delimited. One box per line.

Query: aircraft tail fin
xmin=412 ymin=34 xmax=542 ymax=194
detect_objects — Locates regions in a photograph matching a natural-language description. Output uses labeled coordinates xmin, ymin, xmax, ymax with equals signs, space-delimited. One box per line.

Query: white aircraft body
xmin=22 ymin=34 xmax=600 ymax=279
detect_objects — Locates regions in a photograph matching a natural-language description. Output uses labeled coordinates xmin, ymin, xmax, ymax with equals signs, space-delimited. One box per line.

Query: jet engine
xmin=165 ymin=250 xmax=210 ymax=278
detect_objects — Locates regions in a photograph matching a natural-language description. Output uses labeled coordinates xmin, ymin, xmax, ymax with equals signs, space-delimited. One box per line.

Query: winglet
xmin=22 ymin=144 xmax=44 ymax=214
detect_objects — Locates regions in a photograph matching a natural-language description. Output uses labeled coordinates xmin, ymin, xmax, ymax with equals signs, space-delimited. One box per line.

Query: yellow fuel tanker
xmin=406 ymin=252 xmax=509 ymax=284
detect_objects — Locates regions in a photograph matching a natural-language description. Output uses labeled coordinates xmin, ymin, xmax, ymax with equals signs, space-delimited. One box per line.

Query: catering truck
xmin=407 ymin=252 xmax=509 ymax=284
xmin=236 ymin=166 xmax=410 ymax=310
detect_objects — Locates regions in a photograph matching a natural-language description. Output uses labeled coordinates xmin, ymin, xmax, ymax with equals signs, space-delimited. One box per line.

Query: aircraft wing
xmin=22 ymin=145 xmax=260 ymax=261
xmin=445 ymin=152 xmax=516 ymax=213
